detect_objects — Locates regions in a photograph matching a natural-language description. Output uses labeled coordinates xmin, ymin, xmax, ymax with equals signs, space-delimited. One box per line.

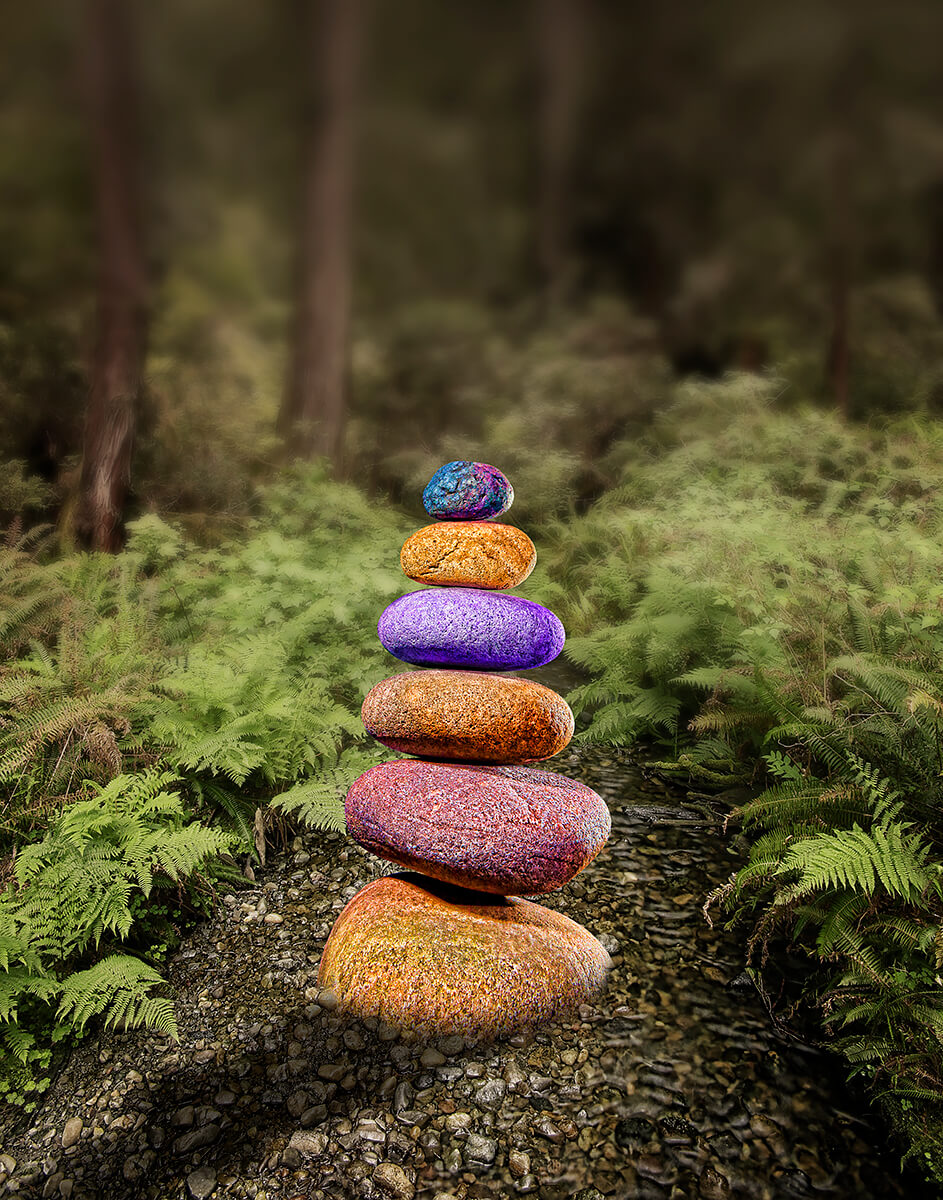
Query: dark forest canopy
xmin=2 ymin=0 xmax=943 ymax=533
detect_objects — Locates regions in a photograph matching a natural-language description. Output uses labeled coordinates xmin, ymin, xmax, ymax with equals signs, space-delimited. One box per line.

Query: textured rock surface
xmin=361 ymin=669 xmax=574 ymax=762
xmin=400 ymin=522 xmax=536 ymax=590
xmin=316 ymin=873 xmax=611 ymax=1035
xmin=378 ymin=588 xmax=565 ymax=670
xmin=422 ymin=460 xmax=514 ymax=521
xmin=345 ymin=760 xmax=610 ymax=893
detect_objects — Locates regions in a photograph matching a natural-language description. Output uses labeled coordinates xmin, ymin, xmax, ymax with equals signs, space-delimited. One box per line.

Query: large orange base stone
xmin=317 ymin=873 xmax=611 ymax=1037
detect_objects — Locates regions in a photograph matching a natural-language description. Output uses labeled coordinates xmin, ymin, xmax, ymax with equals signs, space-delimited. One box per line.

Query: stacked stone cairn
xmin=317 ymin=461 xmax=612 ymax=1038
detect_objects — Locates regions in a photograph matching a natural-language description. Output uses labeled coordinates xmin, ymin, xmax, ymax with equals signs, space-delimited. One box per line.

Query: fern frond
xmin=56 ymin=955 xmax=178 ymax=1038
xmin=775 ymin=823 xmax=939 ymax=904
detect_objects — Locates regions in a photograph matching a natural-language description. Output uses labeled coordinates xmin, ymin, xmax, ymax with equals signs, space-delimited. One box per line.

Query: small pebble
xmin=186 ymin=1167 xmax=218 ymax=1199
xmin=60 ymin=1120 xmax=82 ymax=1150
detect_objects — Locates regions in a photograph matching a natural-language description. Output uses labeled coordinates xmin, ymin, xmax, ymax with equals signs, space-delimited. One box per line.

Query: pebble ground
xmin=0 ymin=747 xmax=916 ymax=1200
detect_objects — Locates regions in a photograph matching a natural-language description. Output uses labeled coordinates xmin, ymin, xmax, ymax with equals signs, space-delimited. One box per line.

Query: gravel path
xmin=0 ymin=747 xmax=916 ymax=1200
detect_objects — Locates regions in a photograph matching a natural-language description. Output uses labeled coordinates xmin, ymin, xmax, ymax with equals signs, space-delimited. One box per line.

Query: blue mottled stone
xmin=422 ymin=461 xmax=513 ymax=521
xmin=378 ymin=588 xmax=564 ymax=670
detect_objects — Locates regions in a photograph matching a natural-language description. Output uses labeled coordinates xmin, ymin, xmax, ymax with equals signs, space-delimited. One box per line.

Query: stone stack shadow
xmin=317 ymin=461 xmax=612 ymax=1038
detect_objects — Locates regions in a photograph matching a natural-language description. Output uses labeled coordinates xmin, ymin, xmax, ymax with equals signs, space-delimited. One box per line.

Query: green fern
xmin=0 ymin=769 xmax=233 ymax=1101
xmin=271 ymin=749 xmax=386 ymax=832
xmin=10 ymin=770 xmax=233 ymax=957
xmin=775 ymin=824 xmax=938 ymax=903
xmin=57 ymin=955 xmax=178 ymax=1038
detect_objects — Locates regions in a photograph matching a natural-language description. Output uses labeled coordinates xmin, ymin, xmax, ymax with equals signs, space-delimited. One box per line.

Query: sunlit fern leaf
xmin=737 ymin=781 xmax=864 ymax=835
xmin=688 ymin=705 xmax=767 ymax=735
xmin=840 ymin=1035 xmax=901 ymax=1065
xmin=56 ymin=955 xmax=178 ymax=1039
xmin=775 ymin=823 xmax=940 ymax=904
xmin=2 ymin=1024 xmax=40 ymax=1065
xmin=0 ymin=969 xmax=61 ymax=1026
xmin=764 ymin=750 xmax=804 ymax=783
xmin=271 ymin=772 xmax=351 ymax=833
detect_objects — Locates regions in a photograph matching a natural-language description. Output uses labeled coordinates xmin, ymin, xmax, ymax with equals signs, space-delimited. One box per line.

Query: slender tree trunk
xmin=75 ymin=0 xmax=148 ymax=552
xmin=826 ymin=133 xmax=851 ymax=421
xmin=279 ymin=0 xmax=364 ymax=465
xmin=925 ymin=180 xmax=943 ymax=318
xmin=534 ymin=0 xmax=586 ymax=308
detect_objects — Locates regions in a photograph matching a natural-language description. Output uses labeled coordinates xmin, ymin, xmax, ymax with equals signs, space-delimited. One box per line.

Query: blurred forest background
xmin=5 ymin=0 xmax=943 ymax=537
xmin=7 ymin=0 xmax=943 ymax=1186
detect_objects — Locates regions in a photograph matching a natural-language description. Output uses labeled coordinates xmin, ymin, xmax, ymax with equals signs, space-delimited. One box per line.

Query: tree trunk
xmin=75 ymin=0 xmax=148 ymax=552
xmin=825 ymin=132 xmax=851 ymax=421
xmin=534 ymin=0 xmax=586 ymax=308
xmin=279 ymin=0 xmax=364 ymax=465
xmin=925 ymin=180 xmax=943 ymax=318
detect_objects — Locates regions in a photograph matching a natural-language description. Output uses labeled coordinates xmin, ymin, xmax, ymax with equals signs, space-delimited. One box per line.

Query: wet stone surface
xmin=0 ymin=746 xmax=912 ymax=1200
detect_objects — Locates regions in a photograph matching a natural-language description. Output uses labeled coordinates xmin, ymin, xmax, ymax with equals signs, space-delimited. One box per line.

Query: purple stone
xmin=422 ymin=461 xmax=513 ymax=521
xmin=378 ymin=588 xmax=565 ymax=671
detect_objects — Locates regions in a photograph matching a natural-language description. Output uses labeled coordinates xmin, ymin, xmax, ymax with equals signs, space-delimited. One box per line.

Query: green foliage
xmin=0 ymin=550 xmax=164 ymax=844
xmin=0 ymin=470 xmax=411 ymax=1106
xmin=10 ymin=770 xmax=233 ymax=955
xmin=0 ymin=469 xmax=409 ymax=849
xmin=350 ymin=298 xmax=670 ymax=526
xmin=534 ymin=381 xmax=943 ymax=1180
xmin=565 ymin=569 xmax=765 ymax=759
xmin=0 ymin=770 xmax=230 ymax=1106
xmin=56 ymin=957 xmax=178 ymax=1038
xmin=775 ymin=821 xmax=937 ymax=906
xmin=709 ymin=719 xmax=943 ymax=1181
xmin=137 ymin=466 xmax=409 ymax=812
xmin=0 ymin=462 xmax=53 ymax=520
xmin=270 ymin=748 xmax=389 ymax=833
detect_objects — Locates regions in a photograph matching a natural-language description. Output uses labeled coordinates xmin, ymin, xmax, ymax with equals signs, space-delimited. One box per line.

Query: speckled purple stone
xmin=378 ymin=588 xmax=565 ymax=671
xmin=422 ymin=460 xmax=513 ymax=521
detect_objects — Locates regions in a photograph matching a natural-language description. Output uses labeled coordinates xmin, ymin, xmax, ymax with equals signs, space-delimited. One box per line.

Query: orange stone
xmin=361 ymin=670 xmax=574 ymax=763
xmin=317 ymin=874 xmax=612 ymax=1037
xmin=400 ymin=522 xmax=536 ymax=590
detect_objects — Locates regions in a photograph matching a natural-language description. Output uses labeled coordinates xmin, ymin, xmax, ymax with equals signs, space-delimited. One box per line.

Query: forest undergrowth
xmin=536 ymin=377 xmax=943 ymax=1183
xmin=0 ymin=466 xmax=408 ymax=1109
xmin=3 ymin=378 xmax=943 ymax=1182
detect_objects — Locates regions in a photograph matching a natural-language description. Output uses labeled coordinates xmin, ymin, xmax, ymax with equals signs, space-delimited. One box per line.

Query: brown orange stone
xmin=317 ymin=874 xmax=612 ymax=1036
xmin=400 ymin=522 xmax=536 ymax=589
xmin=361 ymin=669 xmax=574 ymax=763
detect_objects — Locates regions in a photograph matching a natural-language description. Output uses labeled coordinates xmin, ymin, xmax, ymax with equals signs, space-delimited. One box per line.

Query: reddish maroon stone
xmin=345 ymin=760 xmax=610 ymax=894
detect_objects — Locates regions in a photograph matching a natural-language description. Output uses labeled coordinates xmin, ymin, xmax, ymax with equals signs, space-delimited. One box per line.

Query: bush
xmin=540 ymin=376 xmax=943 ymax=1180
xmin=0 ymin=771 xmax=232 ymax=1107
xmin=0 ymin=464 xmax=413 ymax=1102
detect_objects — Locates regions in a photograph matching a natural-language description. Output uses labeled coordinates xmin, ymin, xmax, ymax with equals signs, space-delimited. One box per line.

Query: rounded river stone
xmin=422 ymin=460 xmax=514 ymax=521
xmin=400 ymin=522 xmax=536 ymax=590
xmin=378 ymin=588 xmax=565 ymax=670
xmin=361 ymin=669 xmax=574 ymax=762
xmin=317 ymin=873 xmax=611 ymax=1036
xmin=346 ymin=760 xmax=610 ymax=893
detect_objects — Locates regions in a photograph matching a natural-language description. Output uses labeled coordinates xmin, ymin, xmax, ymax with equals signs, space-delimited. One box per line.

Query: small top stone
xmin=422 ymin=461 xmax=513 ymax=521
